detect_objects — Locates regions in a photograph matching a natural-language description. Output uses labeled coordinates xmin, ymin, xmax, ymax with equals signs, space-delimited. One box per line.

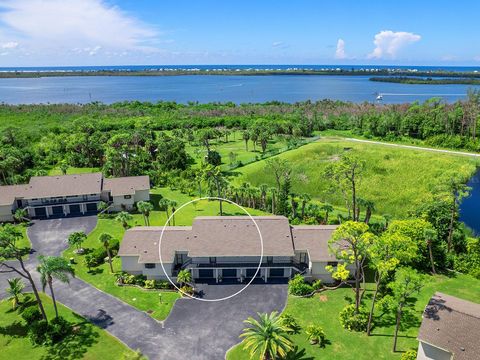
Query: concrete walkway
xmin=1 ymin=217 xmax=288 ymax=359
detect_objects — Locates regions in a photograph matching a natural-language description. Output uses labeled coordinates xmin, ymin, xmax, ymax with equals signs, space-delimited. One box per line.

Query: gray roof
xmin=103 ymin=176 xmax=150 ymax=196
xmin=291 ymin=225 xmax=338 ymax=261
xmin=119 ymin=216 xmax=334 ymax=263
xmin=0 ymin=184 xmax=30 ymax=206
xmin=418 ymin=292 xmax=480 ymax=360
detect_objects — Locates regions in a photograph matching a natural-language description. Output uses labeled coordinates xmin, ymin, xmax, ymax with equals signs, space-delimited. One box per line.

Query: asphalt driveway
xmin=1 ymin=216 xmax=289 ymax=359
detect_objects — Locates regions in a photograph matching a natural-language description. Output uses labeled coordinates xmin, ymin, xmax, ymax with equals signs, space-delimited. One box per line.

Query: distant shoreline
xmin=2 ymin=68 xmax=480 ymax=79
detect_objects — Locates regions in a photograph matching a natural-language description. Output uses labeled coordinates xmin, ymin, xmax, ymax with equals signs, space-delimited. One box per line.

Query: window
xmin=327 ymin=261 xmax=338 ymax=267
xmin=124 ymin=195 xmax=132 ymax=199
xmin=209 ymin=257 xmax=217 ymax=264
xmin=144 ymin=263 xmax=156 ymax=269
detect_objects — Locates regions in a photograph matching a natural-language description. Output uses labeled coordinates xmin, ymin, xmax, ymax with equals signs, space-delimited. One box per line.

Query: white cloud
xmin=368 ymin=30 xmax=421 ymax=59
xmin=335 ymin=38 xmax=346 ymax=59
xmin=0 ymin=0 xmax=160 ymax=58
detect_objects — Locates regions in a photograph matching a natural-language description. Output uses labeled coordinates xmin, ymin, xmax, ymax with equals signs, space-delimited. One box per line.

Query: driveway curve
xmin=1 ymin=217 xmax=288 ymax=359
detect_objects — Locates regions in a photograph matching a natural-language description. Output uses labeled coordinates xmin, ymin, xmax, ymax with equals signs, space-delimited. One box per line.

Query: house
xmin=417 ymin=292 xmax=480 ymax=360
xmin=118 ymin=216 xmax=341 ymax=283
xmin=0 ymin=173 xmax=150 ymax=222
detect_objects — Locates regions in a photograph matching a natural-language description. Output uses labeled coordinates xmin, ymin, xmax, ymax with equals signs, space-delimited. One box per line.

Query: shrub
xmin=312 ymin=280 xmax=323 ymax=290
xmin=28 ymin=319 xmax=49 ymax=345
xmin=280 ymin=313 xmax=301 ymax=334
xmin=288 ymin=274 xmax=314 ymax=296
xmin=123 ymin=274 xmax=136 ymax=285
xmin=401 ymin=350 xmax=417 ymax=360
xmin=21 ymin=306 xmax=42 ymax=323
xmin=47 ymin=316 xmax=72 ymax=344
xmin=339 ymin=304 xmax=369 ymax=332
xmin=88 ymin=239 xmax=120 ymax=267
xmin=179 ymin=285 xmax=194 ymax=296
xmin=305 ymin=324 xmax=326 ymax=346
xmin=134 ymin=275 xmax=146 ymax=286
xmin=144 ymin=280 xmax=156 ymax=289
xmin=155 ymin=280 xmax=172 ymax=289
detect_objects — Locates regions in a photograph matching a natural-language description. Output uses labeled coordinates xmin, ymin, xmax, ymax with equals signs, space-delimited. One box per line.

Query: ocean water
xmin=0 ymin=73 xmax=478 ymax=105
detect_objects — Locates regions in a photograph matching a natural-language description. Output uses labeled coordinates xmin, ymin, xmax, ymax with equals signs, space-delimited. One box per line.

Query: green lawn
xmin=62 ymin=187 xmax=267 ymax=321
xmin=234 ymin=137 xmax=479 ymax=218
xmin=0 ymin=293 xmax=134 ymax=360
xmin=227 ymin=274 xmax=480 ymax=360
xmin=48 ymin=167 xmax=101 ymax=176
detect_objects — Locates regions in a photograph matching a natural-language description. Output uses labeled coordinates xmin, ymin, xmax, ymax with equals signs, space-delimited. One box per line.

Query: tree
xmin=99 ymin=232 xmax=115 ymax=273
xmin=205 ymin=150 xmax=222 ymax=166
xmin=322 ymin=203 xmax=334 ymax=224
xmin=0 ymin=224 xmax=48 ymax=321
xmin=205 ymin=164 xmax=227 ymax=216
xmin=240 ymin=311 xmax=293 ymax=360
xmin=6 ymin=277 xmax=24 ymax=310
xmin=156 ymin=134 xmax=190 ymax=170
xmin=330 ymin=221 xmax=375 ymax=313
xmin=116 ymin=211 xmax=132 ymax=230
xmin=300 ymin=193 xmax=311 ymax=219
xmin=158 ymin=198 xmax=170 ymax=222
xmin=177 ymin=269 xmax=192 ymax=287
xmin=444 ymin=177 xmax=470 ymax=252
xmin=277 ymin=172 xmax=291 ymax=217
xmin=68 ymin=231 xmax=87 ymax=252
xmin=169 ymin=200 xmax=178 ymax=226
xmin=242 ymin=131 xmax=250 ymax=151
xmin=59 ymin=159 xmax=69 ymax=175
xmin=324 ymin=153 xmax=365 ymax=221
xmin=265 ymin=158 xmax=290 ymax=193
xmin=424 ymin=228 xmax=437 ymax=274
xmin=137 ymin=201 xmax=153 ymax=226
xmin=13 ymin=208 xmax=27 ymax=223
xmin=366 ymin=232 xmax=418 ymax=335
xmin=37 ymin=255 xmax=75 ymax=318
xmin=389 ymin=267 xmax=424 ymax=352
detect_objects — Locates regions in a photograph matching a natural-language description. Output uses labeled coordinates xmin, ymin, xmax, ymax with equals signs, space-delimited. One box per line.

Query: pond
xmin=459 ymin=168 xmax=480 ymax=234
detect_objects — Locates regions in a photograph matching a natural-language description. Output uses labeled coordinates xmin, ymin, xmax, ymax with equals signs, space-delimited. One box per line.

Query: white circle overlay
xmin=157 ymin=196 xmax=264 ymax=302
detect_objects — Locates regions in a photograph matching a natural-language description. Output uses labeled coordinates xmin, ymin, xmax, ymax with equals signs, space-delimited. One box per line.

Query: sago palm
xmin=240 ymin=311 xmax=293 ymax=360
xmin=6 ymin=278 xmax=25 ymax=310
xmin=37 ymin=255 xmax=75 ymax=318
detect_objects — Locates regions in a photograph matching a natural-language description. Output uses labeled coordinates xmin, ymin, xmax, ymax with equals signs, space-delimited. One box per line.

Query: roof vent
xmin=460 ymin=347 xmax=465 ymax=351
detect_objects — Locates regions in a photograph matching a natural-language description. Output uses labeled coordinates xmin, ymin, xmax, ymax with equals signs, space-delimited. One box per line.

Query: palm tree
xmin=6 ymin=278 xmax=24 ymax=310
xmin=13 ymin=208 xmax=27 ymax=223
xmin=259 ymin=184 xmax=268 ymax=210
xmin=424 ymin=228 xmax=437 ymax=274
xmin=68 ymin=231 xmax=87 ymax=253
xmin=240 ymin=311 xmax=294 ymax=360
xmin=321 ymin=203 xmax=334 ymax=224
xmin=177 ymin=269 xmax=192 ymax=287
xmin=137 ymin=201 xmax=153 ymax=226
xmin=243 ymin=130 xmax=250 ymax=151
xmin=37 ymin=256 xmax=75 ymax=318
xmin=116 ymin=211 xmax=132 ymax=230
xmin=99 ymin=232 xmax=115 ymax=273
xmin=169 ymin=200 xmax=178 ymax=225
xmin=269 ymin=187 xmax=277 ymax=214
xmin=300 ymin=193 xmax=311 ymax=219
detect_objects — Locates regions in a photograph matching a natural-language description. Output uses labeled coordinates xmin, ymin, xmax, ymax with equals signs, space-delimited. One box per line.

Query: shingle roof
xmin=291 ymin=225 xmax=338 ymax=261
xmin=418 ymin=292 xmax=480 ymax=360
xmin=0 ymin=184 xmax=29 ymax=206
xmin=119 ymin=216 xmax=335 ymax=263
xmin=103 ymin=176 xmax=150 ymax=196
xmin=23 ymin=173 xmax=103 ymax=199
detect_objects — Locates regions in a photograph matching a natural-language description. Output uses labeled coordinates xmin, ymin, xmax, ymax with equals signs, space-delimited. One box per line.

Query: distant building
xmin=417 ymin=292 xmax=480 ymax=360
xmin=118 ymin=216 xmax=341 ymax=283
xmin=0 ymin=173 xmax=150 ymax=222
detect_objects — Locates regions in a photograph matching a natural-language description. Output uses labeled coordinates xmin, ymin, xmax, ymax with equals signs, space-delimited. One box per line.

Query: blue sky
xmin=0 ymin=0 xmax=478 ymax=66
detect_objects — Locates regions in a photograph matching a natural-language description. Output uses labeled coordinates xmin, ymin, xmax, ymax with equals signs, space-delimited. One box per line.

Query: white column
xmin=215 ymin=269 xmax=219 ymax=283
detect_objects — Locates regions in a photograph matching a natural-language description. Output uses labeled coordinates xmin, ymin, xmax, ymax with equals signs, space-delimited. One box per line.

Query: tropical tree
xmin=242 ymin=131 xmax=250 ymax=151
xmin=240 ymin=311 xmax=293 ymax=360
xmin=389 ymin=267 xmax=424 ymax=352
xmin=330 ymin=221 xmax=375 ymax=313
xmin=0 ymin=224 xmax=48 ymax=321
xmin=169 ymin=200 xmax=178 ymax=225
xmin=366 ymin=232 xmax=418 ymax=335
xmin=444 ymin=177 xmax=470 ymax=252
xmin=158 ymin=198 xmax=171 ymax=221
xmin=59 ymin=159 xmax=69 ymax=175
xmin=13 ymin=208 xmax=27 ymax=223
xmin=137 ymin=201 xmax=153 ymax=226
xmin=300 ymin=193 xmax=311 ymax=219
xmin=204 ymin=164 xmax=227 ymax=216
xmin=424 ymin=228 xmax=438 ymax=274
xmin=68 ymin=231 xmax=87 ymax=252
xmin=116 ymin=211 xmax=132 ymax=230
xmin=322 ymin=203 xmax=334 ymax=224
xmin=99 ymin=232 xmax=115 ymax=273
xmin=6 ymin=277 xmax=24 ymax=310
xmin=177 ymin=269 xmax=192 ymax=287
xmin=37 ymin=255 xmax=75 ymax=318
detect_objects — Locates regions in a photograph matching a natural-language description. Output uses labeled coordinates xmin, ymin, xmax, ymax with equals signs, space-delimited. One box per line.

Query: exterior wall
xmin=191 ymin=256 xmax=292 ymax=264
xmin=26 ymin=194 xmax=100 ymax=207
xmin=120 ymin=256 xmax=144 ymax=274
xmin=134 ymin=189 xmax=150 ymax=203
xmin=417 ymin=341 xmax=452 ymax=360
xmin=120 ymin=256 xmax=172 ymax=280
xmin=0 ymin=204 xmax=13 ymax=222
xmin=111 ymin=195 xmax=135 ymax=211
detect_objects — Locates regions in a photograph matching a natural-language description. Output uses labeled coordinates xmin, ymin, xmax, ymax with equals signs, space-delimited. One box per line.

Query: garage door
xmin=269 ymin=268 xmax=284 ymax=277
xmin=69 ymin=204 xmax=81 ymax=215
xmin=34 ymin=207 xmax=47 ymax=218
xmin=86 ymin=203 xmax=97 ymax=212
xmin=246 ymin=268 xmax=261 ymax=278
xmin=52 ymin=206 xmax=64 ymax=215
xmin=198 ymin=269 xmax=214 ymax=278
xmin=222 ymin=269 xmax=237 ymax=278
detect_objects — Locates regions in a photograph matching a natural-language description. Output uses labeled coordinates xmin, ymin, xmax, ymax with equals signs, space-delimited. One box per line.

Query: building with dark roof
xmin=0 ymin=173 xmax=150 ymax=221
xmin=417 ymin=292 xmax=480 ymax=360
xmin=118 ymin=216 xmax=340 ymax=283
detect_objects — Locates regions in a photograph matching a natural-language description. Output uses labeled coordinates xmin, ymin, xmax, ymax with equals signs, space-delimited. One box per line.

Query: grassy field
xmin=234 ymin=137 xmax=479 ymax=218
xmin=63 ymin=187 xmax=267 ymax=321
xmin=227 ymin=274 xmax=480 ymax=360
xmin=0 ymin=293 xmax=134 ymax=360
xmin=48 ymin=167 xmax=101 ymax=176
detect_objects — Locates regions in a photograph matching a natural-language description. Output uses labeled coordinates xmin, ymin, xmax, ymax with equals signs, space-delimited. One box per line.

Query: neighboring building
xmin=0 ymin=173 xmax=150 ymax=221
xmin=417 ymin=292 xmax=480 ymax=360
xmin=118 ymin=216 xmax=340 ymax=283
